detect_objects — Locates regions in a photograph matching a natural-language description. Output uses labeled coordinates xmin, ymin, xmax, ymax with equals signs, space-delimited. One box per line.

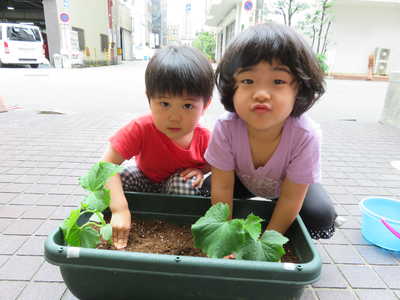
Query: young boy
xmin=102 ymin=46 xmax=214 ymax=249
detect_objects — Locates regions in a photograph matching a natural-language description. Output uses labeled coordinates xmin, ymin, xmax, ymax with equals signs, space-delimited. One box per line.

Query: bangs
xmin=145 ymin=47 xmax=213 ymax=99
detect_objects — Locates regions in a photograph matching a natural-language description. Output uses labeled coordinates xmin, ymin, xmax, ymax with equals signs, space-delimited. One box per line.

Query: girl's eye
xmin=274 ymin=79 xmax=286 ymax=85
xmin=241 ymin=79 xmax=253 ymax=85
xmin=160 ymin=101 xmax=170 ymax=107
xmin=183 ymin=103 xmax=194 ymax=110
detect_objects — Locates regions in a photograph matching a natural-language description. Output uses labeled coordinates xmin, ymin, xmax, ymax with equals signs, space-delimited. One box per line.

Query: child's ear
xmin=203 ymin=97 xmax=212 ymax=110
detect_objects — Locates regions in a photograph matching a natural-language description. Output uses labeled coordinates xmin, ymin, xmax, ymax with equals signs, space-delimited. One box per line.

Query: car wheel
xmin=30 ymin=64 xmax=39 ymax=68
xmin=0 ymin=60 xmax=3 ymax=68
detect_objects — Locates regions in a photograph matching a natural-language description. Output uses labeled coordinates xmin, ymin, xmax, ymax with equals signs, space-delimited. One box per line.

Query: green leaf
xmin=60 ymin=208 xmax=81 ymax=245
xmin=235 ymin=230 xmax=289 ymax=262
xmin=79 ymin=226 xmax=100 ymax=248
xmin=192 ymin=203 xmax=246 ymax=258
xmin=243 ymin=213 xmax=263 ymax=240
xmin=79 ymin=162 xmax=123 ymax=192
xmin=100 ymin=224 xmax=112 ymax=242
xmin=83 ymin=189 xmax=111 ymax=212
xmin=259 ymin=230 xmax=289 ymax=262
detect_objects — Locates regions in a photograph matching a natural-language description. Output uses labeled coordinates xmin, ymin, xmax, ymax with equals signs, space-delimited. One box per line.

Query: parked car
xmin=0 ymin=23 xmax=49 ymax=68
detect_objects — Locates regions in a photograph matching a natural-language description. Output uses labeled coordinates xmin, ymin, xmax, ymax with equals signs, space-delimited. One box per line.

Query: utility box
xmin=380 ymin=72 xmax=400 ymax=128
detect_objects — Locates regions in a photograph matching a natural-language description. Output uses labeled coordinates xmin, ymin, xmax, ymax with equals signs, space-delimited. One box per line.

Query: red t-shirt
xmin=109 ymin=115 xmax=210 ymax=182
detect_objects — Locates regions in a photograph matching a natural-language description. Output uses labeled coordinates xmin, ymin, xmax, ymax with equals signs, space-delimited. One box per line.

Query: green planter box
xmin=45 ymin=192 xmax=321 ymax=300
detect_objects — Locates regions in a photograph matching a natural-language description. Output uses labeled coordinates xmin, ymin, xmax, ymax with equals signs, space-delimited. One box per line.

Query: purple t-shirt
xmin=205 ymin=113 xmax=321 ymax=198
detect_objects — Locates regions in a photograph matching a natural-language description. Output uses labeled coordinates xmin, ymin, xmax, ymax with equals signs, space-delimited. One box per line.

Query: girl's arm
xmin=266 ymin=177 xmax=309 ymax=234
xmin=102 ymin=146 xmax=131 ymax=249
xmin=210 ymin=166 xmax=235 ymax=218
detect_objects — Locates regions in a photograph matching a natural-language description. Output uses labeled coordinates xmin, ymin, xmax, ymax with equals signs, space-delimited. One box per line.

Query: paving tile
xmin=355 ymin=289 xmax=398 ymax=300
xmin=3 ymin=219 xmax=44 ymax=235
xmin=341 ymin=229 xmax=372 ymax=245
xmin=14 ymin=175 xmax=41 ymax=184
xmin=315 ymin=244 xmax=332 ymax=264
xmin=312 ymin=264 xmax=347 ymax=288
xmin=342 ymin=204 xmax=362 ymax=216
xmin=8 ymin=193 xmax=42 ymax=205
xmin=355 ymin=245 xmax=398 ymax=265
xmin=0 ymin=174 xmax=20 ymax=183
xmin=0 ymin=281 xmax=26 ymax=300
xmin=17 ymin=236 xmax=47 ymax=256
xmin=320 ymin=229 xmax=349 ymax=245
xmin=18 ymin=282 xmax=66 ymax=300
xmin=0 ymin=193 xmax=18 ymax=204
xmin=61 ymin=289 xmax=80 ymax=300
xmin=0 ymin=205 xmax=30 ymax=218
xmin=324 ymin=244 xmax=363 ymax=264
xmin=338 ymin=265 xmax=386 ymax=289
xmin=0 ymin=255 xmax=9 ymax=267
xmin=36 ymin=194 xmax=68 ymax=206
xmin=0 ymin=256 xmax=43 ymax=280
xmin=21 ymin=206 xmax=57 ymax=219
xmin=340 ymin=216 xmax=361 ymax=229
xmin=299 ymin=288 xmax=317 ymax=300
xmin=373 ymin=266 xmax=400 ymax=289
xmin=0 ymin=218 xmax=13 ymax=233
xmin=37 ymin=176 xmax=65 ymax=184
xmin=0 ymin=183 xmax=32 ymax=193
xmin=51 ymin=206 xmax=75 ymax=220
xmin=24 ymin=183 xmax=59 ymax=194
xmin=61 ymin=195 xmax=81 ymax=207
xmin=33 ymin=261 xmax=64 ymax=282
xmin=35 ymin=219 xmax=62 ymax=236
xmin=0 ymin=235 xmax=28 ymax=254
xmin=315 ymin=289 xmax=356 ymax=299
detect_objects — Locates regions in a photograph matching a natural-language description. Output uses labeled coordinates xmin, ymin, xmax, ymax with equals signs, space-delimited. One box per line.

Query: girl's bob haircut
xmin=215 ymin=22 xmax=325 ymax=117
xmin=145 ymin=46 xmax=214 ymax=103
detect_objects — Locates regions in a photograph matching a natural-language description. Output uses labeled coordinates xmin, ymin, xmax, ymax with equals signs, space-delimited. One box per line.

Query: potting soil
xmin=97 ymin=219 xmax=299 ymax=263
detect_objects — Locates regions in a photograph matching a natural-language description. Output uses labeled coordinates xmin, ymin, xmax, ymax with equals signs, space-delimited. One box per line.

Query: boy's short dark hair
xmin=215 ymin=23 xmax=325 ymax=117
xmin=145 ymin=46 xmax=214 ymax=103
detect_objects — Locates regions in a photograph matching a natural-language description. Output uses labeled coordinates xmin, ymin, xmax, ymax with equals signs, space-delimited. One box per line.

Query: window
xmin=7 ymin=26 xmax=41 ymax=42
xmin=225 ymin=21 xmax=235 ymax=47
xmin=72 ymin=27 xmax=85 ymax=51
xmin=100 ymin=34 xmax=109 ymax=52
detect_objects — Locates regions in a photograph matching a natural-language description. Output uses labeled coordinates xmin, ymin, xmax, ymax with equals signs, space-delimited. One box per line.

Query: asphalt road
xmin=1 ymin=61 xmax=389 ymax=124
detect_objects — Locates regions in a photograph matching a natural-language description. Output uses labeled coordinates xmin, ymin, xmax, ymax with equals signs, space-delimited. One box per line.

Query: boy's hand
xmin=110 ymin=208 xmax=131 ymax=249
xmin=180 ymin=168 xmax=204 ymax=188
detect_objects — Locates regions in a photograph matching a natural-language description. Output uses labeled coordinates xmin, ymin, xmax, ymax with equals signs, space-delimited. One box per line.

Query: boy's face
xmin=233 ymin=60 xmax=298 ymax=133
xmin=149 ymin=93 xmax=210 ymax=147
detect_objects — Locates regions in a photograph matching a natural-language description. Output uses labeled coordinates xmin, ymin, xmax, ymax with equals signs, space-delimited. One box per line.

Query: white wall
xmin=330 ymin=2 xmax=400 ymax=74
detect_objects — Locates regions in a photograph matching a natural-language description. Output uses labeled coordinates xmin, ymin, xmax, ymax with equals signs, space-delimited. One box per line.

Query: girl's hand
xmin=180 ymin=168 xmax=204 ymax=188
xmin=224 ymin=254 xmax=236 ymax=259
xmin=110 ymin=208 xmax=131 ymax=249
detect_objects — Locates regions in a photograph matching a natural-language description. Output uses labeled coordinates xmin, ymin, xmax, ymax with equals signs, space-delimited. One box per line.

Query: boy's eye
xmin=160 ymin=101 xmax=170 ymax=107
xmin=183 ymin=103 xmax=194 ymax=110
xmin=274 ymin=79 xmax=287 ymax=85
xmin=241 ymin=79 xmax=254 ymax=85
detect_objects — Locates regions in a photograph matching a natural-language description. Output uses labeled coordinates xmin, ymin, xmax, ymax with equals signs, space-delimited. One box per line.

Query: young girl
xmin=204 ymin=23 xmax=337 ymax=239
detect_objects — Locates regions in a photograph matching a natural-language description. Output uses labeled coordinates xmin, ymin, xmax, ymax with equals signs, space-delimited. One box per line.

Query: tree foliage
xmin=270 ymin=0 xmax=309 ymax=27
xmin=192 ymin=32 xmax=216 ymax=62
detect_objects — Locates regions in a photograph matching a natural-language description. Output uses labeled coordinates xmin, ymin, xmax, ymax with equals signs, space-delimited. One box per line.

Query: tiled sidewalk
xmin=0 ymin=110 xmax=399 ymax=300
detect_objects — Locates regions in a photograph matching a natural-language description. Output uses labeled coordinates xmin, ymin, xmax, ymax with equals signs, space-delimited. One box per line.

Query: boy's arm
xmin=210 ymin=166 xmax=235 ymax=218
xmin=102 ymin=146 xmax=131 ymax=249
xmin=266 ymin=177 xmax=308 ymax=234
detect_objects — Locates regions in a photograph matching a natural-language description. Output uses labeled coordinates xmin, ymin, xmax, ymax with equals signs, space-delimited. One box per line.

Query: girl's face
xmin=233 ymin=60 xmax=298 ymax=134
xmin=149 ymin=93 xmax=209 ymax=148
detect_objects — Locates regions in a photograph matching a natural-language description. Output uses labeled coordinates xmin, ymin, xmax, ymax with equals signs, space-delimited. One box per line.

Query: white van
xmin=0 ymin=23 xmax=49 ymax=68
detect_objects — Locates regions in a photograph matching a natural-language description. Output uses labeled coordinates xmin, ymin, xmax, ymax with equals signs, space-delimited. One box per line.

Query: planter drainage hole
xmin=175 ymin=257 xmax=181 ymax=263
xmin=296 ymin=265 xmax=303 ymax=271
